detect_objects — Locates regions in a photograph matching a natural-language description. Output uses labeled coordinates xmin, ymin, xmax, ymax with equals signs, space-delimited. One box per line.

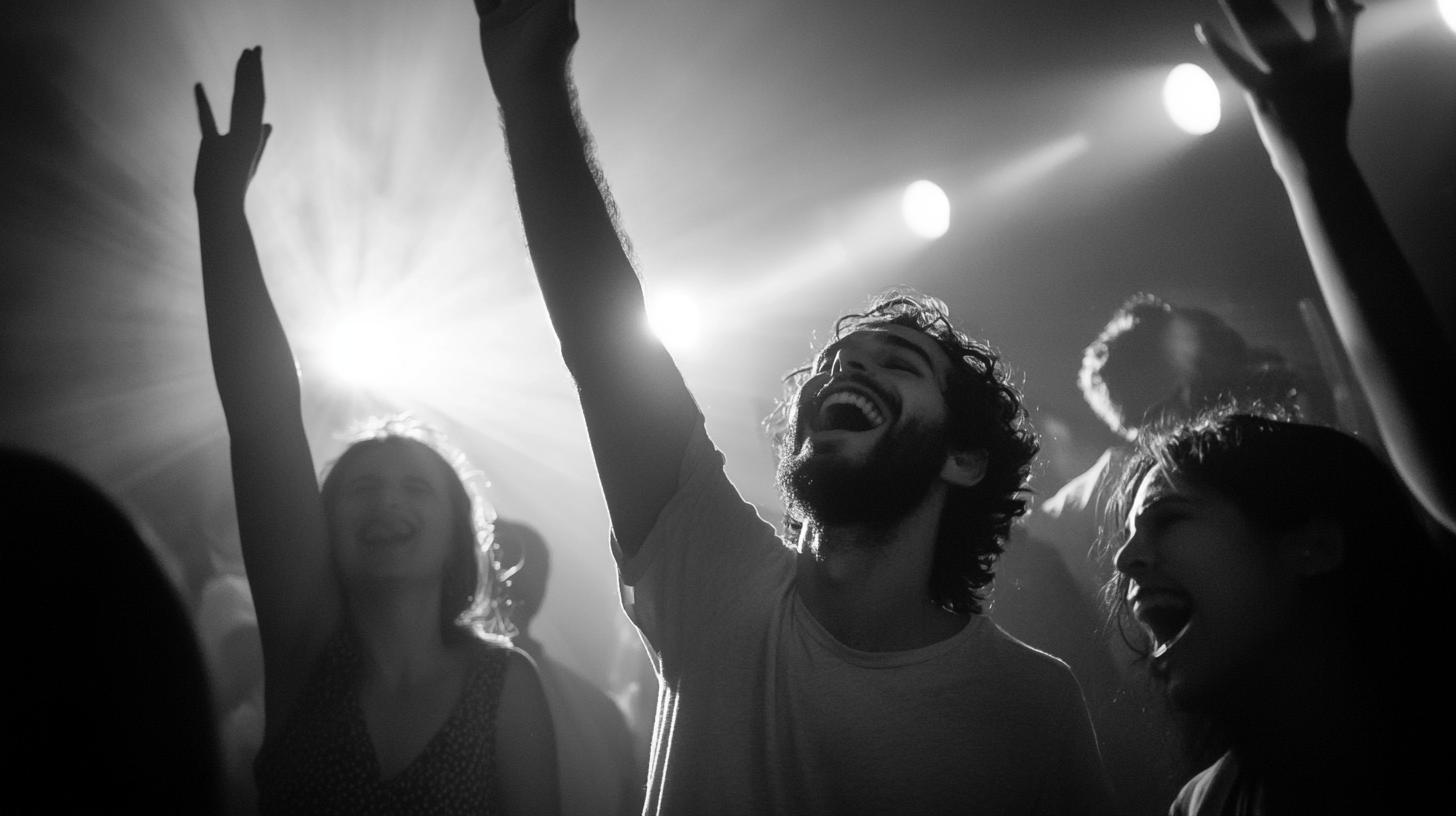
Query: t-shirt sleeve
xmin=614 ymin=421 xmax=792 ymax=672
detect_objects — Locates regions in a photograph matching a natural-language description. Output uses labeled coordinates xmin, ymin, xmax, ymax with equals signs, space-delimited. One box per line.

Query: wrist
xmin=194 ymin=189 xmax=249 ymax=217
xmin=491 ymin=71 xmax=574 ymax=120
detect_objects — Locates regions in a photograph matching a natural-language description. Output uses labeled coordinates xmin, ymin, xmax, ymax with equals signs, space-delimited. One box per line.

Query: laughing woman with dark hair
xmin=1107 ymin=411 xmax=1453 ymax=814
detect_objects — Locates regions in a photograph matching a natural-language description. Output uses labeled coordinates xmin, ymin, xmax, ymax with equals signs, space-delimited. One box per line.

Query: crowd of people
xmin=4 ymin=0 xmax=1452 ymax=814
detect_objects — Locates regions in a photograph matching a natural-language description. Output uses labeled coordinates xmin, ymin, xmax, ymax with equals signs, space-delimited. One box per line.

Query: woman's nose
xmin=1113 ymin=530 xmax=1151 ymax=577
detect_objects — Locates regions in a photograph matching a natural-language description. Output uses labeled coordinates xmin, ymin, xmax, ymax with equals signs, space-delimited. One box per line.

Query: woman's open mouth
xmin=1131 ymin=588 xmax=1193 ymax=658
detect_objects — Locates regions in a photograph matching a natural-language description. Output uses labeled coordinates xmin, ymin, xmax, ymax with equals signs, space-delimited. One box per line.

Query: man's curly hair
xmin=769 ymin=290 xmax=1039 ymax=614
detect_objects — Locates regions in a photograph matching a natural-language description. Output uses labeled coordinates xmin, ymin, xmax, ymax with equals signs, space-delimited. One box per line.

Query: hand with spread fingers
xmin=194 ymin=46 xmax=273 ymax=205
xmin=475 ymin=0 xmax=579 ymax=106
xmin=1197 ymin=0 xmax=1362 ymax=175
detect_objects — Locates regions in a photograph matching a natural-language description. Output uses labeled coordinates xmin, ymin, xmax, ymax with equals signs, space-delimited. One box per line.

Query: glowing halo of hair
xmin=318 ymin=413 xmax=516 ymax=644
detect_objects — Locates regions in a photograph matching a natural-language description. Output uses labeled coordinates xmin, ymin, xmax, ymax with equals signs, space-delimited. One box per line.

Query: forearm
xmin=495 ymin=73 xmax=699 ymax=554
xmin=1278 ymin=149 xmax=1456 ymax=531
xmin=497 ymin=80 xmax=646 ymax=372
xmin=197 ymin=199 xmax=304 ymax=433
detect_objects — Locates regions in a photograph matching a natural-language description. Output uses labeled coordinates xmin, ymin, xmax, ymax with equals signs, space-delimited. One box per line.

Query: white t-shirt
xmin=618 ymin=424 xmax=1116 ymax=815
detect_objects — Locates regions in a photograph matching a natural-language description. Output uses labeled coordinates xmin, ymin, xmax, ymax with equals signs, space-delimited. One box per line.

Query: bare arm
xmin=195 ymin=47 xmax=339 ymax=728
xmin=496 ymin=650 xmax=560 ymax=816
xmin=475 ymin=0 xmax=699 ymax=559
xmin=1200 ymin=0 xmax=1456 ymax=532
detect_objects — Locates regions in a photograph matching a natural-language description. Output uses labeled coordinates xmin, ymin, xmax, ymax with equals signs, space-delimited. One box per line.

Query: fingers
xmin=1312 ymin=0 xmax=1338 ymax=44
xmin=1196 ymin=22 xmax=1266 ymax=93
xmin=195 ymin=83 xmax=219 ymax=138
xmin=1317 ymin=0 xmax=1362 ymax=50
xmin=230 ymin=46 xmax=266 ymax=137
xmin=1220 ymin=0 xmax=1301 ymax=68
xmin=250 ymin=123 xmax=273 ymax=175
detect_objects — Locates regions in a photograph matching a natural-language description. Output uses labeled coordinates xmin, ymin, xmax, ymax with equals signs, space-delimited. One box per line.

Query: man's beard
xmin=776 ymin=416 xmax=950 ymax=541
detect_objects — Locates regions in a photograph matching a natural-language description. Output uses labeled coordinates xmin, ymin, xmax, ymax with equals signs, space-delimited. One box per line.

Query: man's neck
xmin=794 ymin=506 xmax=968 ymax=652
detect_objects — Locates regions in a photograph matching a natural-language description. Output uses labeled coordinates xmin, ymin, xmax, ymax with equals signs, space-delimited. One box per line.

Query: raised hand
xmin=1197 ymin=0 xmax=1362 ymax=173
xmin=475 ymin=0 xmax=578 ymax=106
xmin=195 ymin=46 xmax=273 ymax=205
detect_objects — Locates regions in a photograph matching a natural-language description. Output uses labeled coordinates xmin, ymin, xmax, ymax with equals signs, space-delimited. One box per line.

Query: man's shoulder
xmin=952 ymin=616 xmax=1081 ymax=689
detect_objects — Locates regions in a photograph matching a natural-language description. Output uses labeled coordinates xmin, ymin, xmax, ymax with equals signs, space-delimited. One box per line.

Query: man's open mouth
xmin=813 ymin=388 xmax=887 ymax=433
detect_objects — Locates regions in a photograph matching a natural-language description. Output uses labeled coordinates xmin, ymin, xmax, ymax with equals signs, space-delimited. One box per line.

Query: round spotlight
xmin=647 ymin=290 xmax=701 ymax=351
xmin=1163 ymin=63 xmax=1221 ymax=135
xmin=1440 ymin=0 xmax=1456 ymax=34
xmin=319 ymin=313 xmax=412 ymax=390
xmin=901 ymin=180 xmax=950 ymax=239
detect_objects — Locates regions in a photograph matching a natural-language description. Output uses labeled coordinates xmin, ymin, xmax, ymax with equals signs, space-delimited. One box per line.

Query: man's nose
xmin=829 ymin=348 xmax=867 ymax=374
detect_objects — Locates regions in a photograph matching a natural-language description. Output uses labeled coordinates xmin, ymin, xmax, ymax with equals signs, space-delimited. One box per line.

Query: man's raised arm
xmin=475 ymin=0 xmax=700 ymax=557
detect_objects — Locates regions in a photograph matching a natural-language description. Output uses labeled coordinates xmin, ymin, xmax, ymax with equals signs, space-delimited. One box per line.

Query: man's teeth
xmin=818 ymin=391 xmax=885 ymax=429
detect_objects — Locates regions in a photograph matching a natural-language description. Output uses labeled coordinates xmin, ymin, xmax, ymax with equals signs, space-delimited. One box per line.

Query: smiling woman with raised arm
xmin=193 ymin=47 xmax=557 ymax=816
xmin=1107 ymin=410 xmax=1453 ymax=815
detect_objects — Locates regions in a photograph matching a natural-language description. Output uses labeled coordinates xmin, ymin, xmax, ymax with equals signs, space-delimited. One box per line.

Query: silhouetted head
xmin=319 ymin=416 xmax=512 ymax=643
xmin=1079 ymin=294 xmax=1297 ymax=440
xmin=1 ymin=447 xmax=223 ymax=813
xmin=771 ymin=290 xmax=1039 ymax=614
xmin=492 ymin=518 xmax=550 ymax=635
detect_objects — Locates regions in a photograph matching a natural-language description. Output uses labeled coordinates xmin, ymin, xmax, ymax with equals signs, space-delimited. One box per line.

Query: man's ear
xmin=1278 ymin=517 xmax=1346 ymax=577
xmin=941 ymin=448 xmax=988 ymax=488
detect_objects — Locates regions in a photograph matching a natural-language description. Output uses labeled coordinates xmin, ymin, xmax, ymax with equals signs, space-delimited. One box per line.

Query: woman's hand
xmin=195 ymin=46 xmax=273 ymax=206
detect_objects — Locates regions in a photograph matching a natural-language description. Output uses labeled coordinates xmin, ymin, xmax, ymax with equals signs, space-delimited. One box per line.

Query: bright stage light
xmin=901 ymin=180 xmax=951 ymax=239
xmin=1440 ymin=0 xmax=1456 ymax=34
xmin=318 ymin=312 xmax=418 ymax=391
xmin=647 ymin=290 xmax=701 ymax=351
xmin=1163 ymin=63 xmax=1221 ymax=135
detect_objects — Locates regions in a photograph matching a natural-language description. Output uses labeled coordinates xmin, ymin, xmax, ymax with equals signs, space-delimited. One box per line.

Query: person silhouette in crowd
xmin=1035 ymin=293 xmax=1305 ymax=594
xmin=495 ymin=518 xmax=644 ymax=816
xmin=1 ymin=447 xmax=224 ymax=814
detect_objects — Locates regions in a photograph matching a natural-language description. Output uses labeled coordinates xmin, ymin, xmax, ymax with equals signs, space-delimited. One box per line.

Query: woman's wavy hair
xmin=768 ymin=290 xmax=1039 ymax=614
xmin=319 ymin=415 xmax=516 ymax=645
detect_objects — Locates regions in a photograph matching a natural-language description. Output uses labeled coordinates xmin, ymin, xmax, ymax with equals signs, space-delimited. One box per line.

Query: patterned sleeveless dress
xmin=255 ymin=629 xmax=511 ymax=815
